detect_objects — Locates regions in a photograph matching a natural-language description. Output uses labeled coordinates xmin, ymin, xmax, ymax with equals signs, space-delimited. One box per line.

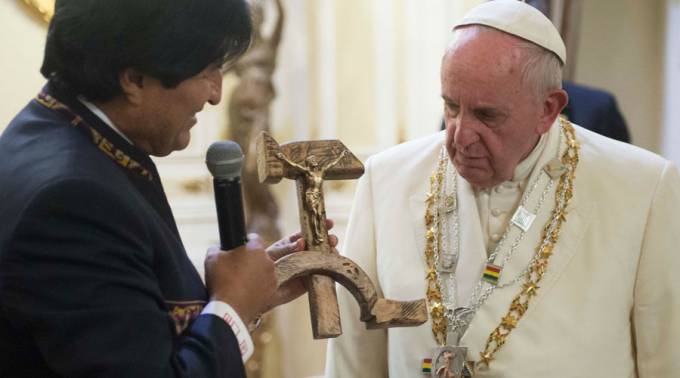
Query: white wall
xmin=573 ymin=0 xmax=666 ymax=152
xmin=0 ymin=1 xmax=49 ymax=128
xmin=661 ymin=0 xmax=680 ymax=166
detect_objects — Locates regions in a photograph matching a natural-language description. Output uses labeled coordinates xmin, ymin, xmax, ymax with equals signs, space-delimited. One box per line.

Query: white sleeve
xmin=633 ymin=162 xmax=680 ymax=377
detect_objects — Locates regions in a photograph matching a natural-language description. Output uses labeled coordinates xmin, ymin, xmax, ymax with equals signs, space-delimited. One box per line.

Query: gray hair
xmin=447 ymin=25 xmax=563 ymax=100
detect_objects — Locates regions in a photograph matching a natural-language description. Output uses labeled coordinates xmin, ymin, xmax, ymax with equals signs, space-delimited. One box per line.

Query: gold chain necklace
xmin=423 ymin=117 xmax=580 ymax=370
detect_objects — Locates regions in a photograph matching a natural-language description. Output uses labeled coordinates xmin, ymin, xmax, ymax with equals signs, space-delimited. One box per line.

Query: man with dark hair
xmin=0 ymin=1 xmax=317 ymax=376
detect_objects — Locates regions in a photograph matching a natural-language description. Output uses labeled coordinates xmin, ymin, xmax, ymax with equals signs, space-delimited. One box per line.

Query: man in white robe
xmin=325 ymin=1 xmax=680 ymax=377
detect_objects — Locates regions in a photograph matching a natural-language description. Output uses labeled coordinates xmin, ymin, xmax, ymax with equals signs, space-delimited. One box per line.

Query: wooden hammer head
xmin=256 ymin=131 xmax=285 ymax=184
xmin=256 ymin=131 xmax=365 ymax=183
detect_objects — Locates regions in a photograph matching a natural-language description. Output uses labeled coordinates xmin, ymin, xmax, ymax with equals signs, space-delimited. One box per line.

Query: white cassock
xmin=325 ymin=118 xmax=680 ymax=378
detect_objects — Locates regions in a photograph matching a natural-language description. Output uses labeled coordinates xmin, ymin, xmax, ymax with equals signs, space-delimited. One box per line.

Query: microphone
xmin=206 ymin=141 xmax=248 ymax=251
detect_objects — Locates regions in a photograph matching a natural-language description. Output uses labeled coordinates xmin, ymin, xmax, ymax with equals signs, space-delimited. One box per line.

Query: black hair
xmin=42 ymin=0 xmax=252 ymax=102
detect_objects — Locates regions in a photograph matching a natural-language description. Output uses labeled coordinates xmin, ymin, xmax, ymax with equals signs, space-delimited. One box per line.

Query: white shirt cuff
xmin=201 ymin=301 xmax=254 ymax=362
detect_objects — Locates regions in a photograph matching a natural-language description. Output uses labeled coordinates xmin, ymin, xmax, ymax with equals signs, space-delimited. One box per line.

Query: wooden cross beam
xmin=256 ymin=131 xmax=427 ymax=339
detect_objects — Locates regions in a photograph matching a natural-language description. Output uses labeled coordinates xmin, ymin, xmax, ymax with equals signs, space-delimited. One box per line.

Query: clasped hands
xmin=204 ymin=219 xmax=338 ymax=325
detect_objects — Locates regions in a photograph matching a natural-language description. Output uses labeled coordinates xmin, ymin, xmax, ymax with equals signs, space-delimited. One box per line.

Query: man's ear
xmin=537 ymin=88 xmax=568 ymax=134
xmin=119 ymin=68 xmax=146 ymax=106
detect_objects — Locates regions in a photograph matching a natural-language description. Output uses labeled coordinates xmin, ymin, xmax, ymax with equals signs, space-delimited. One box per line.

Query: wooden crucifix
xmin=256 ymin=131 xmax=428 ymax=339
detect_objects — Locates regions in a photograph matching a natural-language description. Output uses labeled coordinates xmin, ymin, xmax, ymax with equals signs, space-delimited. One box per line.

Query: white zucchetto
xmin=454 ymin=0 xmax=567 ymax=65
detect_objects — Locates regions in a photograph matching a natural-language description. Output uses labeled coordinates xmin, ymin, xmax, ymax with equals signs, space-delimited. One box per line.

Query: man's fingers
xmin=293 ymin=238 xmax=305 ymax=252
xmin=207 ymin=234 xmax=265 ymax=263
xmin=267 ymin=236 xmax=305 ymax=261
xmin=288 ymin=232 xmax=303 ymax=243
xmin=328 ymin=234 xmax=338 ymax=248
xmin=267 ymin=219 xmax=338 ymax=260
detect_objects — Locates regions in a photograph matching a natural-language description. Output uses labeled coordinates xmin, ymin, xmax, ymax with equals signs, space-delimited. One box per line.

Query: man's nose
xmin=208 ymin=72 xmax=223 ymax=105
xmin=453 ymin=114 xmax=480 ymax=148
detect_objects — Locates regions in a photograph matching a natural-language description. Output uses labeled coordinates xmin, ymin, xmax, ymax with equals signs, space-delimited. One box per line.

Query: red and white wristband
xmin=202 ymin=301 xmax=254 ymax=362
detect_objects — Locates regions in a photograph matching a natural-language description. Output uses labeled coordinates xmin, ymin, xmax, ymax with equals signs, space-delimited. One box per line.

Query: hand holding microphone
xmin=203 ymin=141 xmax=340 ymax=322
xmin=204 ymin=141 xmax=276 ymax=323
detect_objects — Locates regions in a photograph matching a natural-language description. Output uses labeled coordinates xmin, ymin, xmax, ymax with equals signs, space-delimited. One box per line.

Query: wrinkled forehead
xmin=447 ymin=26 xmax=525 ymax=69
xmin=441 ymin=29 xmax=530 ymax=106
xmin=443 ymin=28 xmax=525 ymax=86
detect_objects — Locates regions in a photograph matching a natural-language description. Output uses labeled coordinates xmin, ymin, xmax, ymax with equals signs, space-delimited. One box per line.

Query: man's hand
xmin=265 ymin=219 xmax=338 ymax=310
xmin=204 ymin=219 xmax=339 ymax=323
xmin=204 ymin=236 xmax=276 ymax=325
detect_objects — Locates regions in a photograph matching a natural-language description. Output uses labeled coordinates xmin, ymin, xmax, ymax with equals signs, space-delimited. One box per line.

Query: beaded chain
xmin=424 ymin=158 xmax=448 ymax=346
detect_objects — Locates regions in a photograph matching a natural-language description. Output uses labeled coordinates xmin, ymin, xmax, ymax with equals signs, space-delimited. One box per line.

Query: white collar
xmin=511 ymin=132 xmax=548 ymax=183
xmin=78 ymin=97 xmax=134 ymax=145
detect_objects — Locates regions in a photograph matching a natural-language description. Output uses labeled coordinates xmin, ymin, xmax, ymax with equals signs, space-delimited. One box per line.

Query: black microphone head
xmin=206 ymin=141 xmax=244 ymax=180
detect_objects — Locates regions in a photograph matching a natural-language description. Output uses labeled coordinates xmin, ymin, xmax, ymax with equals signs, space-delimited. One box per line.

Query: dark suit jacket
xmin=562 ymin=81 xmax=630 ymax=143
xmin=0 ymin=82 xmax=245 ymax=377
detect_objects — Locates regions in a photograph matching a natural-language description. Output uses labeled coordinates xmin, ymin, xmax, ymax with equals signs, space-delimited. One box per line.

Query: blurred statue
xmin=227 ymin=0 xmax=284 ymax=243
xmin=226 ymin=3 xmax=285 ymax=375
